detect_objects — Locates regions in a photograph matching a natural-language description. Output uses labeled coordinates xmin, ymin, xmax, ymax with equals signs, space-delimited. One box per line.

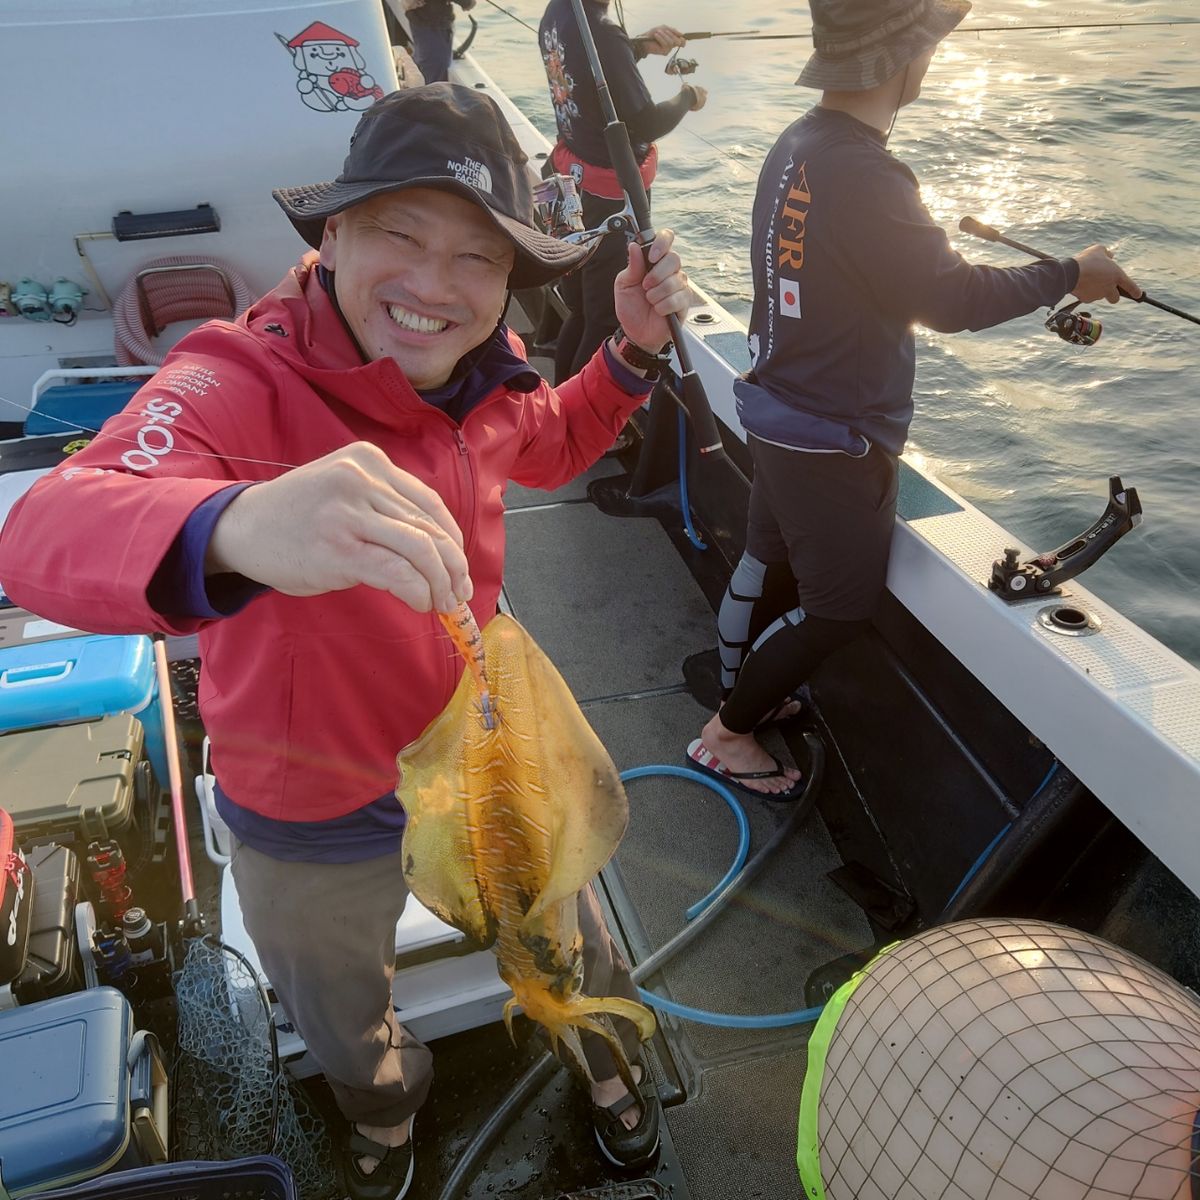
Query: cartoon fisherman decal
xmin=277 ymin=21 xmax=385 ymax=112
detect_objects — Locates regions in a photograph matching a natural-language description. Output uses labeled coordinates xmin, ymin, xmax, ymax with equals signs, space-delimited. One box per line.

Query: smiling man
xmin=0 ymin=84 xmax=690 ymax=1198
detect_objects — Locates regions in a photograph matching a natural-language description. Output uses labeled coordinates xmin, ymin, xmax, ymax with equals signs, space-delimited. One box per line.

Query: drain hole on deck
xmin=1049 ymin=606 xmax=1088 ymax=629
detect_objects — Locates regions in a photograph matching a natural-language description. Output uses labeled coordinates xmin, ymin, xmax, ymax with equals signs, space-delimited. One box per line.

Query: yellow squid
xmin=395 ymin=603 xmax=655 ymax=1091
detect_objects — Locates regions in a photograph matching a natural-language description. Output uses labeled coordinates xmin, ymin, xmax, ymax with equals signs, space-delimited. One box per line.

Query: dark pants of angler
xmin=554 ymin=190 xmax=638 ymax=383
xmin=231 ymin=838 xmax=642 ymax=1127
xmin=717 ymin=435 xmax=899 ymax=735
xmin=410 ymin=4 xmax=454 ymax=83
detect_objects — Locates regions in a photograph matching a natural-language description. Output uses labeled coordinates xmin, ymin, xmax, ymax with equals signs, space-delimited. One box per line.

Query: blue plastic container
xmin=0 ymin=988 xmax=165 ymax=1197
xmin=25 ymin=1157 xmax=298 ymax=1200
xmin=24 ymin=382 xmax=142 ymax=437
xmin=0 ymin=635 xmax=168 ymax=789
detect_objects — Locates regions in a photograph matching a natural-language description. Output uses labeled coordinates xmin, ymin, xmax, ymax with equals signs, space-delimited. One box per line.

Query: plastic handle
xmin=0 ymin=659 xmax=74 ymax=688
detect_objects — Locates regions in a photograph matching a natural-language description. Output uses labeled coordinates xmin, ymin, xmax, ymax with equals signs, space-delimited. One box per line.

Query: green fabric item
xmin=796 ymin=943 xmax=901 ymax=1199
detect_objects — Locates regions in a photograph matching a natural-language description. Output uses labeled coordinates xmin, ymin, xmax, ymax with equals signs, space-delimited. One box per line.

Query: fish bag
xmin=397 ymin=611 xmax=654 ymax=1086
xmin=0 ymin=805 xmax=35 ymax=989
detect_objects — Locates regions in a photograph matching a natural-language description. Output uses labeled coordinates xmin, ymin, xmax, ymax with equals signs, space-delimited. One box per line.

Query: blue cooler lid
xmin=24 ymin=380 xmax=143 ymax=437
xmin=0 ymin=987 xmax=132 ymax=1194
xmin=0 ymin=635 xmax=155 ymax=732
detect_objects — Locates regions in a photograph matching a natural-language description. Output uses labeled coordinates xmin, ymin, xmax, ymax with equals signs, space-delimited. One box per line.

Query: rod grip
xmin=959 ymin=215 xmax=999 ymax=241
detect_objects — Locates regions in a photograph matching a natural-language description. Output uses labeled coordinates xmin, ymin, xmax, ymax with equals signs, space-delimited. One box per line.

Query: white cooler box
xmin=211 ymin=781 xmax=512 ymax=1077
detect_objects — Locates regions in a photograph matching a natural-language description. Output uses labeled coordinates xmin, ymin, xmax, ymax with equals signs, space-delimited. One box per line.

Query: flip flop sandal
xmin=592 ymin=1069 xmax=661 ymax=1169
xmin=686 ymin=738 xmax=807 ymax=802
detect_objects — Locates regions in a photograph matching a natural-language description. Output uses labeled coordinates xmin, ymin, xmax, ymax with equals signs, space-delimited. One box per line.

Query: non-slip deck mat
xmin=586 ymin=691 xmax=872 ymax=1064
xmin=665 ymin=1047 xmax=810 ymax=1200
xmin=503 ymin=504 xmax=715 ymax=699
xmin=504 ymin=458 xmax=624 ymax=509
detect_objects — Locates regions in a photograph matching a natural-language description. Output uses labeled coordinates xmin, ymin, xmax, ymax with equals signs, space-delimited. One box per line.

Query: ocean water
xmin=475 ymin=1 xmax=1200 ymax=665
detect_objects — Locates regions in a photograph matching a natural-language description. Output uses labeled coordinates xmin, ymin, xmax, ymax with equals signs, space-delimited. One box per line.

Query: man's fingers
xmin=618 ymin=240 xmax=647 ymax=288
xmin=356 ymin=511 xmax=463 ymax=610
xmin=642 ymin=248 xmax=682 ymax=288
xmin=1118 ymin=273 xmax=1144 ymax=301
xmin=349 ymin=544 xmax=437 ymax=612
xmin=643 ymin=229 xmax=676 ymax=265
xmin=378 ymin=462 xmax=465 ymax=549
xmin=645 ymin=275 xmax=691 ymax=315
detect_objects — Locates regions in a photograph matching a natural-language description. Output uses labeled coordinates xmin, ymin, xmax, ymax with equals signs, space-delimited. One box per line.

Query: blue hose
xmin=677 ymin=408 xmax=707 ymax=551
xmin=619 ymin=765 xmax=748 ymax=920
xmin=620 ymin=761 xmax=825 ymax=1029
xmin=637 ymin=989 xmax=825 ymax=1030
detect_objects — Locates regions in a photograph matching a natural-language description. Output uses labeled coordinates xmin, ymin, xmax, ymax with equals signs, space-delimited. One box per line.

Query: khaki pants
xmin=230 ymin=838 xmax=643 ymax=1126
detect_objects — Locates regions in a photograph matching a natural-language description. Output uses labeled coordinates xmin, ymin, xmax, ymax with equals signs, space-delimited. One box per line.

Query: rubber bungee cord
xmin=676 ymin=409 xmax=707 ymax=551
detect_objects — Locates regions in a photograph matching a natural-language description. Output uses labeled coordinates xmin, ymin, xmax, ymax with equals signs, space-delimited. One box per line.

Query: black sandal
xmin=592 ymin=1070 xmax=661 ymax=1170
xmin=345 ymin=1118 xmax=416 ymax=1200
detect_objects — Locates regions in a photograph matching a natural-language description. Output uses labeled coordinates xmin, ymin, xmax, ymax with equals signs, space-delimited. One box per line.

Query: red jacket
xmin=0 ymin=257 xmax=645 ymax=819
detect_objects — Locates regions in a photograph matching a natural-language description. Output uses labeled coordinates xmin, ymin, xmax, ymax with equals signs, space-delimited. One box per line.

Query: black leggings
xmin=553 ymin=191 xmax=632 ymax=383
xmin=719 ymin=601 xmax=868 ymax=735
xmin=715 ymin=440 xmax=897 ymax=735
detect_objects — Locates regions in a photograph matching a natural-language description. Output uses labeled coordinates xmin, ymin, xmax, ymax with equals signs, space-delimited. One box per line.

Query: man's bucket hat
xmin=273 ymin=83 xmax=591 ymax=289
xmin=797 ymin=0 xmax=971 ymax=91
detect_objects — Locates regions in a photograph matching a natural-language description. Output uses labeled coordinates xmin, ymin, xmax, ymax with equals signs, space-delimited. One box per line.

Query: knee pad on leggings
xmin=717 ymin=553 xmax=770 ymax=692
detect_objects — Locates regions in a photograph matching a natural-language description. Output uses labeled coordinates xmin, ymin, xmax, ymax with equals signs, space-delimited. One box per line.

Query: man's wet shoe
xmin=592 ymin=1071 xmax=661 ymax=1170
xmin=346 ymin=1118 xmax=415 ymax=1200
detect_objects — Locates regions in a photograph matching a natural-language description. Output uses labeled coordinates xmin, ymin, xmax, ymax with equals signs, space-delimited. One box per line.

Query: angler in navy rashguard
xmin=686 ymin=0 xmax=1141 ymax=799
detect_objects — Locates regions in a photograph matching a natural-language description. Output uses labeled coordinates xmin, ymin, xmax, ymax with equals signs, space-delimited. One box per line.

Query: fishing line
xmin=0 ymin=394 xmax=304 ymax=473
xmin=683 ymin=19 xmax=1200 ymax=41
xmin=480 ymin=0 xmax=539 ymax=35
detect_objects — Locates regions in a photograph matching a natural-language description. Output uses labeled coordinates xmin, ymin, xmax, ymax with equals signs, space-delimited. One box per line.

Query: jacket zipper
xmin=451 ymin=427 xmax=478 ymax=559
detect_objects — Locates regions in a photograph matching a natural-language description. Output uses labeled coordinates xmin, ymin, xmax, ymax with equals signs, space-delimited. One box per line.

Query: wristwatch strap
xmin=613 ymin=327 xmax=673 ymax=376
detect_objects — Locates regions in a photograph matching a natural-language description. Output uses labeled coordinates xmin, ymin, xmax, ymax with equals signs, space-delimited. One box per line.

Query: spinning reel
xmin=532 ymin=174 xmax=638 ymax=247
xmin=665 ymin=48 xmax=700 ymax=76
xmin=1045 ymin=299 xmax=1102 ymax=346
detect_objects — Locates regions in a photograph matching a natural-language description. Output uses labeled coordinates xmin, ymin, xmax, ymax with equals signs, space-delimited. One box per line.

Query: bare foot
xmin=354 ymin=1115 xmax=412 ymax=1175
xmin=591 ymin=1064 xmax=644 ymax=1131
xmin=697 ymin=712 xmax=802 ymax=796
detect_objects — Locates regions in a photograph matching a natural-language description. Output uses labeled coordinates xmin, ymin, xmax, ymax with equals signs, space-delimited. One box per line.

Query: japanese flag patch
xmin=779 ymin=278 xmax=802 ymax=319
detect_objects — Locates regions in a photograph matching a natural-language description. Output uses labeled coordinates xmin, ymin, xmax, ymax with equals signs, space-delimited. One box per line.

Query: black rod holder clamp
xmin=988 ymin=476 xmax=1142 ymax=602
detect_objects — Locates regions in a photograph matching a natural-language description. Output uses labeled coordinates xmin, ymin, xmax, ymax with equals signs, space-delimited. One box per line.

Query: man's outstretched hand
xmin=206 ymin=442 xmax=472 ymax=613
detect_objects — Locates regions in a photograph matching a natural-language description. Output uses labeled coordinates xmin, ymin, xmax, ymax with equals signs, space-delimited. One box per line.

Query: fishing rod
xmin=680 ymin=20 xmax=1200 ymax=41
xmin=960 ymin=216 xmax=1200 ymax=333
xmin=567 ymin=0 xmax=726 ymax=459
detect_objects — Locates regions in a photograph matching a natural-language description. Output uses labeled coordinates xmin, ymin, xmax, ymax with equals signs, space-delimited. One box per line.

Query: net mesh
xmin=172 ymin=936 xmax=338 ymax=1200
xmin=813 ymin=918 xmax=1200 ymax=1200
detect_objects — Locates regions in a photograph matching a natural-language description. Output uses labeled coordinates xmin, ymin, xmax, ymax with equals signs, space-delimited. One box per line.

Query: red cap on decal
xmin=286 ymin=22 xmax=360 ymax=48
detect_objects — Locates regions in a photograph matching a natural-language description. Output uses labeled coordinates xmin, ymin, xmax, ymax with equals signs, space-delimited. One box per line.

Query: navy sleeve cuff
xmin=147 ymin=483 xmax=269 ymax=620
xmin=603 ymin=339 xmax=657 ymax=396
xmin=1060 ymin=256 xmax=1081 ymax=296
